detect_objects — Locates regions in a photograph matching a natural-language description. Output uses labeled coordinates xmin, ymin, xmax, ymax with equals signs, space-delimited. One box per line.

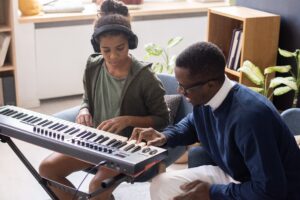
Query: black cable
xmin=71 ymin=160 xmax=107 ymax=200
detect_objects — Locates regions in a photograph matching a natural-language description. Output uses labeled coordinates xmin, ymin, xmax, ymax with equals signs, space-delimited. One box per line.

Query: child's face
xmin=99 ymin=34 xmax=130 ymax=68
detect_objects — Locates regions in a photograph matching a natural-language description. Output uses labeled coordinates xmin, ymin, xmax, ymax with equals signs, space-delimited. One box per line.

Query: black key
xmin=27 ymin=116 xmax=38 ymax=123
xmin=23 ymin=115 xmax=35 ymax=122
xmin=48 ymin=122 xmax=59 ymax=129
xmin=111 ymin=140 xmax=122 ymax=147
xmin=42 ymin=121 xmax=53 ymax=127
xmin=38 ymin=120 xmax=48 ymax=126
xmin=86 ymin=133 xmax=97 ymax=141
xmin=6 ymin=110 xmax=18 ymax=116
xmin=76 ymin=130 xmax=87 ymax=137
xmin=57 ymin=125 xmax=68 ymax=132
xmin=64 ymin=127 xmax=75 ymax=134
xmin=131 ymin=146 xmax=142 ymax=153
xmin=93 ymin=135 xmax=104 ymax=143
xmin=123 ymin=144 xmax=135 ymax=151
xmin=12 ymin=112 xmax=23 ymax=118
xmin=0 ymin=108 xmax=10 ymax=114
xmin=69 ymin=128 xmax=80 ymax=135
xmin=116 ymin=142 xmax=127 ymax=149
xmin=53 ymin=124 xmax=64 ymax=131
xmin=16 ymin=113 xmax=28 ymax=120
xmin=2 ymin=109 xmax=13 ymax=115
xmin=106 ymin=139 xmax=117 ymax=146
xmin=31 ymin=118 xmax=43 ymax=124
xmin=98 ymin=136 xmax=109 ymax=144
xmin=81 ymin=132 xmax=92 ymax=139
xmin=50 ymin=123 xmax=62 ymax=130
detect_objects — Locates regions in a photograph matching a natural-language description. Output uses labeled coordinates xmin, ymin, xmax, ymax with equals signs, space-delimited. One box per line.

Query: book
xmin=0 ymin=78 xmax=4 ymax=106
xmin=227 ymin=28 xmax=243 ymax=70
xmin=0 ymin=33 xmax=11 ymax=67
xmin=232 ymin=30 xmax=243 ymax=71
xmin=2 ymin=75 xmax=16 ymax=105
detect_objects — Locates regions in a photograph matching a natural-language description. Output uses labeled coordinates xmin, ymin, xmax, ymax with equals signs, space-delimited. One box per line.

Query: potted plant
xmin=278 ymin=48 xmax=300 ymax=107
xmin=238 ymin=60 xmax=297 ymax=100
xmin=144 ymin=36 xmax=183 ymax=74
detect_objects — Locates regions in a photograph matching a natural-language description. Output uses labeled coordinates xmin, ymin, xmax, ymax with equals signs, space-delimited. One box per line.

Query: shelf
xmin=0 ymin=26 xmax=11 ymax=32
xmin=0 ymin=65 xmax=15 ymax=72
xmin=207 ymin=6 xmax=280 ymax=86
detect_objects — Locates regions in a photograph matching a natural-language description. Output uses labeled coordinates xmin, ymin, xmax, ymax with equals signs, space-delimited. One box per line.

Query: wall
xmin=12 ymin=0 xmax=207 ymax=108
xmin=236 ymin=0 xmax=300 ymax=110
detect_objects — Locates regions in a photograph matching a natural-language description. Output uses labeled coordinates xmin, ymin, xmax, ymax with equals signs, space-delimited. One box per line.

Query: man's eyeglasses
xmin=177 ymin=77 xmax=220 ymax=95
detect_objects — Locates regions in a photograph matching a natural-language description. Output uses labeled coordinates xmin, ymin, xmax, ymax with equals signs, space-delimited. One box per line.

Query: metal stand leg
xmin=0 ymin=135 xmax=59 ymax=200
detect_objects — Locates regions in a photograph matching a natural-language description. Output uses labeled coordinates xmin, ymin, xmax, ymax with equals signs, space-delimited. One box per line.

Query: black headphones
xmin=91 ymin=24 xmax=138 ymax=53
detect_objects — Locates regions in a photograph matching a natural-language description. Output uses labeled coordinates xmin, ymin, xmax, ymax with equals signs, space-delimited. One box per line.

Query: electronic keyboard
xmin=0 ymin=105 xmax=167 ymax=175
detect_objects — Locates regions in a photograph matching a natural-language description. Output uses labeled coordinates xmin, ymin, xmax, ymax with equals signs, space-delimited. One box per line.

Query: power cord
xmin=71 ymin=160 xmax=107 ymax=200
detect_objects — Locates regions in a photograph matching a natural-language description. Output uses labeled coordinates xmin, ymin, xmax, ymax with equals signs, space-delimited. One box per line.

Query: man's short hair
xmin=175 ymin=42 xmax=226 ymax=79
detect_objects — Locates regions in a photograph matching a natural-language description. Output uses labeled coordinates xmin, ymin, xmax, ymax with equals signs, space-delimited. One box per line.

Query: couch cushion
xmin=164 ymin=94 xmax=182 ymax=125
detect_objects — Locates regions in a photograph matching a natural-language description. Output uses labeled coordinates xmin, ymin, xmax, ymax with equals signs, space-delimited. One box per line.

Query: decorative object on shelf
xmin=278 ymin=48 xmax=300 ymax=107
xmin=121 ymin=0 xmax=143 ymax=5
xmin=0 ymin=33 xmax=11 ymax=67
xmin=144 ymin=36 xmax=183 ymax=74
xmin=19 ymin=0 xmax=41 ymax=16
xmin=41 ymin=0 xmax=85 ymax=14
xmin=238 ymin=60 xmax=296 ymax=100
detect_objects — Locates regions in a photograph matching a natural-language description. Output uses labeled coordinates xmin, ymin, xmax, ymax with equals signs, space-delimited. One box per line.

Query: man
xmin=130 ymin=42 xmax=300 ymax=200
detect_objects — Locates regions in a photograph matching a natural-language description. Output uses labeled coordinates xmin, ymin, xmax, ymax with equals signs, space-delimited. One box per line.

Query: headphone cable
xmin=71 ymin=160 xmax=107 ymax=200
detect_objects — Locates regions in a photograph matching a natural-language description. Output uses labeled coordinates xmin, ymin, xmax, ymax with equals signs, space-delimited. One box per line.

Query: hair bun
xmin=100 ymin=0 xmax=129 ymax=17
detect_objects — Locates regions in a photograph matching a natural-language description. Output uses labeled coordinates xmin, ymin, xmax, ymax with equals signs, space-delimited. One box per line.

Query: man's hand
xmin=76 ymin=108 xmax=93 ymax=127
xmin=129 ymin=127 xmax=167 ymax=146
xmin=173 ymin=180 xmax=211 ymax=200
xmin=97 ymin=116 xmax=130 ymax=133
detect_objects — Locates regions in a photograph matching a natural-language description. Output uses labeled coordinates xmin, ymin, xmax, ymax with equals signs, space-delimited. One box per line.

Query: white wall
xmin=13 ymin=0 xmax=207 ymax=108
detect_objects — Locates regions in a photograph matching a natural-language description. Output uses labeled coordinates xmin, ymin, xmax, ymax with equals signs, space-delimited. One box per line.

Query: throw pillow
xmin=164 ymin=94 xmax=182 ymax=125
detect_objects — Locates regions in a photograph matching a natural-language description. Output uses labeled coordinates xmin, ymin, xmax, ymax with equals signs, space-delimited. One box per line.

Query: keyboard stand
xmin=0 ymin=134 xmax=134 ymax=200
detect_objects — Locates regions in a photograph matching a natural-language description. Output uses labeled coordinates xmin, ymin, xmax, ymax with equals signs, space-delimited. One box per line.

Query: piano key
xmin=76 ymin=130 xmax=87 ymax=137
xmin=53 ymin=124 xmax=64 ymax=131
xmin=69 ymin=128 xmax=80 ymax=135
xmin=81 ymin=132 xmax=92 ymax=139
xmin=0 ymin=108 xmax=10 ymax=114
xmin=131 ymin=142 xmax=146 ymax=153
xmin=38 ymin=119 xmax=49 ymax=126
xmin=123 ymin=144 xmax=135 ymax=152
xmin=110 ymin=140 xmax=122 ymax=147
xmin=22 ymin=115 xmax=35 ymax=122
xmin=93 ymin=135 xmax=104 ymax=143
xmin=106 ymin=139 xmax=117 ymax=146
xmin=98 ymin=136 xmax=109 ymax=144
xmin=31 ymin=118 xmax=43 ymax=124
xmin=86 ymin=133 xmax=97 ymax=141
xmin=57 ymin=125 xmax=68 ymax=132
xmin=115 ymin=141 xmax=127 ymax=149
xmin=5 ymin=110 xmax=18 ymax=116
xmin=27 ymin=116 xmax=38 ymax=123
xmin=48 ymin=122 xmax=60 ymax=129
xmin=42 ymin=120 xmax=53 ymax=127
xmin=64 ymin=127 xmax=75 ymax=134
xmin=12 ymin=112 xmax=23 ymax=118
xmin=16 ymin=113 xmax=28 ymax=120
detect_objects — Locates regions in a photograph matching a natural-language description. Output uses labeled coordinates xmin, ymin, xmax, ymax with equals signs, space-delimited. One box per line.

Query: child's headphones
xmin=91 ymin=24 xmax=138 ymax=53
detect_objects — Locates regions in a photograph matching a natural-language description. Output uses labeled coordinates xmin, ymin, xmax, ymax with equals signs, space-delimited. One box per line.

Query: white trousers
xmin=150 ymin=165 xmax=238 ymax=200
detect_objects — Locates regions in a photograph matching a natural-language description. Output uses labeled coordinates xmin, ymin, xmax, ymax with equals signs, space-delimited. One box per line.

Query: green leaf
xmin=238 ymin=61 xmax=264 ymax=86
xmin=273 ymin=86 xmax=293 ymax=96
xmin=278 ymin=48 xmax=296 ymax=58
xmin=269 ymin=77 xmax=297 ymax=90
xmin=264 ymin=65 xmax=291 ymax=74
xmin=144 ymin=43 xmax=163 ymax=56
xmin=167 ymin=37 xmax=183 ymax=49
xmin=249 ymin=87 xmax=264 ymax=93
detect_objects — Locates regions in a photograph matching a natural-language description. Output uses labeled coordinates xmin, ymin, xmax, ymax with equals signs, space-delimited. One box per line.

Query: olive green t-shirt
xmin=93 ymin=63 xmax=126 ymax=127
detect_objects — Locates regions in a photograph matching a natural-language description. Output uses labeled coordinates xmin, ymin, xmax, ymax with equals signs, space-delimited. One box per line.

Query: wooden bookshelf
xmin=207 ymin=6 xmax=280 ymax=86
xmin=0 ymin=0 xmax=18 ymax=106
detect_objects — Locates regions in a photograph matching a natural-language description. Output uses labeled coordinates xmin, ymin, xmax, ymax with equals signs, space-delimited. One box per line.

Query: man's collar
xmin=205 ymin=76 xmax=236 ymax=111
